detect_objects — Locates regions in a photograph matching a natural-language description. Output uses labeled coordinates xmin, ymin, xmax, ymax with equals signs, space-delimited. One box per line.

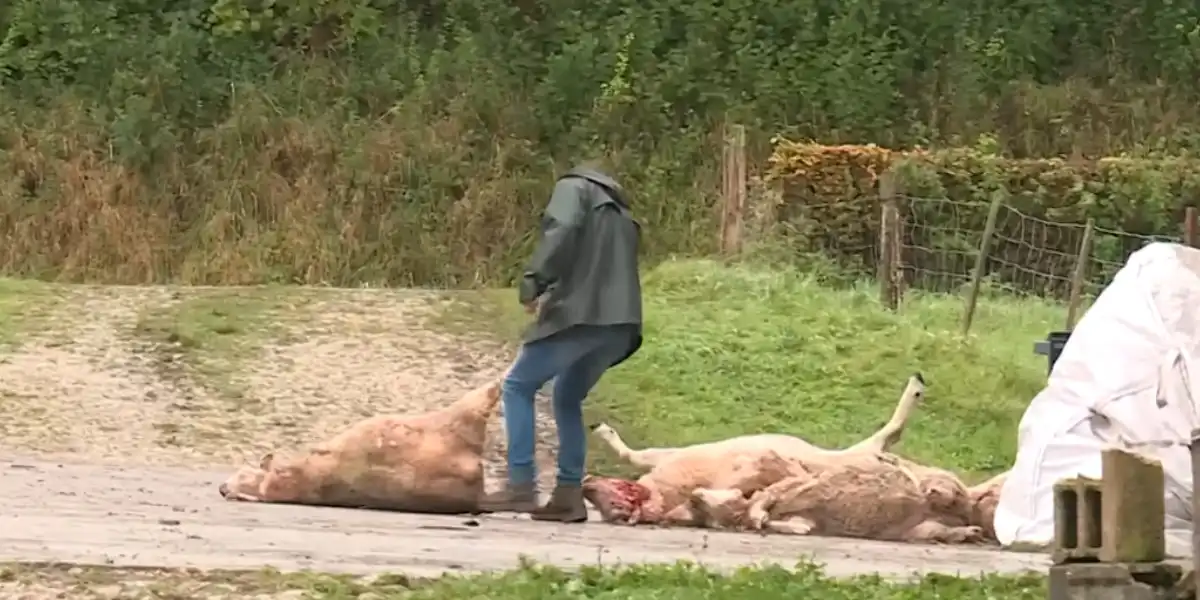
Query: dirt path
xmin=0 ymin=285 xmax=558 ymax=491
xmin=0 ymin=284 xmax=1049 ymax=591
xmin=0 ymin=286 xmax=183 ymax=460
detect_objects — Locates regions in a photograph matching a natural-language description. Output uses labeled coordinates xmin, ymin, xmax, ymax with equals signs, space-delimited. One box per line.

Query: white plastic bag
xmin=995 ymin=243 xmax=1200 ymax=556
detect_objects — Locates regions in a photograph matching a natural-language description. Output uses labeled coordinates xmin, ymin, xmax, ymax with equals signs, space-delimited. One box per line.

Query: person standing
xmin=483 ymin=162 xmax=643 ymax=523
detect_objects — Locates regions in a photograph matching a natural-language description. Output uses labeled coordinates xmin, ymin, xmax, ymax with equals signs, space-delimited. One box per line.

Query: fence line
xmin=717 ymin=161 xmax=1194 ymax=336
xmin=898 ymin=196 xmax=1178 ymax=301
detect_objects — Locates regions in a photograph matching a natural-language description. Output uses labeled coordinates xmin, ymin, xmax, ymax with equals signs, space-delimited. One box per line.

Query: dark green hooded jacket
xmin=518 ymin=166 xmax=643 ymax=366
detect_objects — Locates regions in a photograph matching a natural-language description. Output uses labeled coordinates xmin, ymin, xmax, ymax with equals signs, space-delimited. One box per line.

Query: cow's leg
xmin=662 ymin=502 xmax=701 ymax=526
xmin=903 ymin=520 xmax=985 ymax=544
xmin=689 ymin=487 xmax=750 ymax=529
xmin=763 ymin=515 xmax=817 ymax=536
xmin=591 ymin=423 xmax=682 ymax=471
xmin=746 ymin=475 xmax=822 ymax=530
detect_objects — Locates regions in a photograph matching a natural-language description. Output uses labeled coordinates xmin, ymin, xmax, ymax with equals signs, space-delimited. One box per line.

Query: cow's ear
xmin=259 ymin=452 xmax=275 ymax=470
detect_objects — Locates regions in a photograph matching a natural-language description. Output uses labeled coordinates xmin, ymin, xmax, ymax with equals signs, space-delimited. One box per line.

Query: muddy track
xmin=0 ymin=285 xmax=1049 ymax=585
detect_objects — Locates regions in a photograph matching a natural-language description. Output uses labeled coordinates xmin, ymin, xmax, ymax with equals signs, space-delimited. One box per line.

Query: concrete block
xmin=1048 ymin=563 xmax=1185 ymax=600
xmin=1051 ymin=450 xmax=1168 ymax=565
xmin=1053 ymin=476 xmax=1103 ymax=563
xmin=1099 ymin=449 xmax=1166 ymax=563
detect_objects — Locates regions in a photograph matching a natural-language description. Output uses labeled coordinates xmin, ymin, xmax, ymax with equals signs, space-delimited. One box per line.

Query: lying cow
xmin=582 ymin=449 xmax=1000 ymax=543
xmin=582 ymin=373 xmax=1005 ymax=543
xmin=218 ymin=380 xmax=501 ymax=514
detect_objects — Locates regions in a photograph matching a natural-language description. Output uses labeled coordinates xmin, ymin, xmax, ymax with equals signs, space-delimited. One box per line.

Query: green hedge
xmin=3 ymin=0 xmax=1200 ymax=285
xmin=768 ymin=142 xmax=1193 ymax=297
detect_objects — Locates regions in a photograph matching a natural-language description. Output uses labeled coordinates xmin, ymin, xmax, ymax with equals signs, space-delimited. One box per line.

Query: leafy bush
xmin=3 ymin=0 xmax=1200 ymax=285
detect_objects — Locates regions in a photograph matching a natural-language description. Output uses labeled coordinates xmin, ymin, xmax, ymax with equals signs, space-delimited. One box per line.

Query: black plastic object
xmin=1046 ymin=331 xmax=1071 ymax=375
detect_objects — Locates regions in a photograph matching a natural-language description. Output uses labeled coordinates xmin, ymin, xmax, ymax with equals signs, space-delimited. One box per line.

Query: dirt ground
xmin=0 ymin=284 xmax=1049 ymax=595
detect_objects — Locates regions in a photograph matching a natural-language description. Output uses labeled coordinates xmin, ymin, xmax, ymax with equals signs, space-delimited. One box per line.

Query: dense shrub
xmin=2 ymin=0 xmax=1200 ymax=285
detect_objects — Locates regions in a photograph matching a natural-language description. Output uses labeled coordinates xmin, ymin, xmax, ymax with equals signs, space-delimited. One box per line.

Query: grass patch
xmin=410 ymin=562 xmax=1046 ymax=599
xmin=432 ymin=259 xmax=1064 ymax=481
xmin=0 ymin=561 xmax=1046 ymax=599
xmin=134 ymin=287 xmax=303 ymax=402
xmin=0 ymin=562 xmax=420 ymax=598
xmin=0 ymin=279 xmax=66 ymax=349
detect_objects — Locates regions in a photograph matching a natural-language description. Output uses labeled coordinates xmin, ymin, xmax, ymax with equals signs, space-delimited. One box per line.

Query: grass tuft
xmin=0 ymin=279 xmax=66 ymax=350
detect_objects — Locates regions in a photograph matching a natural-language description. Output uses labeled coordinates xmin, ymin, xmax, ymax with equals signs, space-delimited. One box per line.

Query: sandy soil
xmin=0 ymin=284 xmax=1049 ymax=596
xmin=0 ymin=285 xmax=557 ymax=492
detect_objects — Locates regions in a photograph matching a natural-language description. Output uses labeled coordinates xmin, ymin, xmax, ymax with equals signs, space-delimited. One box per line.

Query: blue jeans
xmin=503 ymin=324 xmax=637 ymax=487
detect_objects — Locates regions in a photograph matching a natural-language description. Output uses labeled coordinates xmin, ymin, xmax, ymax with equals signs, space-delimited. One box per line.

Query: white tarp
xmin=994 ymin=242 xmax=1200 ymax=557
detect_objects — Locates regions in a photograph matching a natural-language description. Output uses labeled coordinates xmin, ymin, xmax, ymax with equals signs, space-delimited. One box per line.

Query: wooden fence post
xmin=1186 ymin=206 xmax=1198 ymax=247
xmin=719 ymin=124 xmax=747 ymax=255
xmin=878 ymin=171 xmax=902 ymax=311
xmin=1064 ymin=218 xmax=1095 ymax=331
xmin=961 ymin=193 xmax=1004 ymax=336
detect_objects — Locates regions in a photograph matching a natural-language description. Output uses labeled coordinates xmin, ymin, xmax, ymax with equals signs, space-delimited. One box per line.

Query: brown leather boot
xmin=477 ymin=481 xmax=538 ymax=514
xmin=531 ymin=483 xmax=588 ymax=523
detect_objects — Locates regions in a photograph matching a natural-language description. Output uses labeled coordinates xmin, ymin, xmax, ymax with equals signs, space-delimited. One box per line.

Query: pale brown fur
xmin=965 ymin=470 xmax=1007 ymax=540
xmin=218 ymin=381 xmax=502 ymax=514
xmin=591 ymin=374 xmax=926 ymax=472
xmin=590 ymin=374 xmax=925 ymax=520
xmin=740 ymin=452 xmax=984 ymax=543
xmin=586 ymin=373 xmax=996 ymax=544
xmin=587 ymin=448 xmax=997 ymax=544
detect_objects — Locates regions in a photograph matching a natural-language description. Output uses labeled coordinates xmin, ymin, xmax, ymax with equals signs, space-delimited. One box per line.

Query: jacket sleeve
xmin=519 ymin=179 xmax=586 ymax=304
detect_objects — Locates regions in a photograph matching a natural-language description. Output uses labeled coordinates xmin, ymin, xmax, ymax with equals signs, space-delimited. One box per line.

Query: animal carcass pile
xmin=584 ymin=373 xmax=1006 ymax=544
xmin=214 ymin=371 xmax=1005 ymax=545
xmin=218 ymin=380 xmax=501 ymax=513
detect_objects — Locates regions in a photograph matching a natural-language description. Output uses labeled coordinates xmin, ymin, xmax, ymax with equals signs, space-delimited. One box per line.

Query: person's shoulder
xmin=554 ymin=174 xmax=607 ymax=205
xmin=555 ymin=174 xmax=591 ymax=192
xmin=563 ymin=167 xmax=621 ymax=190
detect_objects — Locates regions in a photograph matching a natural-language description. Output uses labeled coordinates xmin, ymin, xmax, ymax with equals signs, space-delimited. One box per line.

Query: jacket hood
xmin=565 ymin=166 xmax=630 ymax=208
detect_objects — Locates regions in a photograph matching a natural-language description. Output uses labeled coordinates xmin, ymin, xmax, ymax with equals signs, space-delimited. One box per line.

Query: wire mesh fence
xmin=903 ymin=195 xmax=1178 ymax=301
xmin=770 ymin=193 xmax=1181 ymax=304
xmin=901 ymin=196 xmax=979 ymax=294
